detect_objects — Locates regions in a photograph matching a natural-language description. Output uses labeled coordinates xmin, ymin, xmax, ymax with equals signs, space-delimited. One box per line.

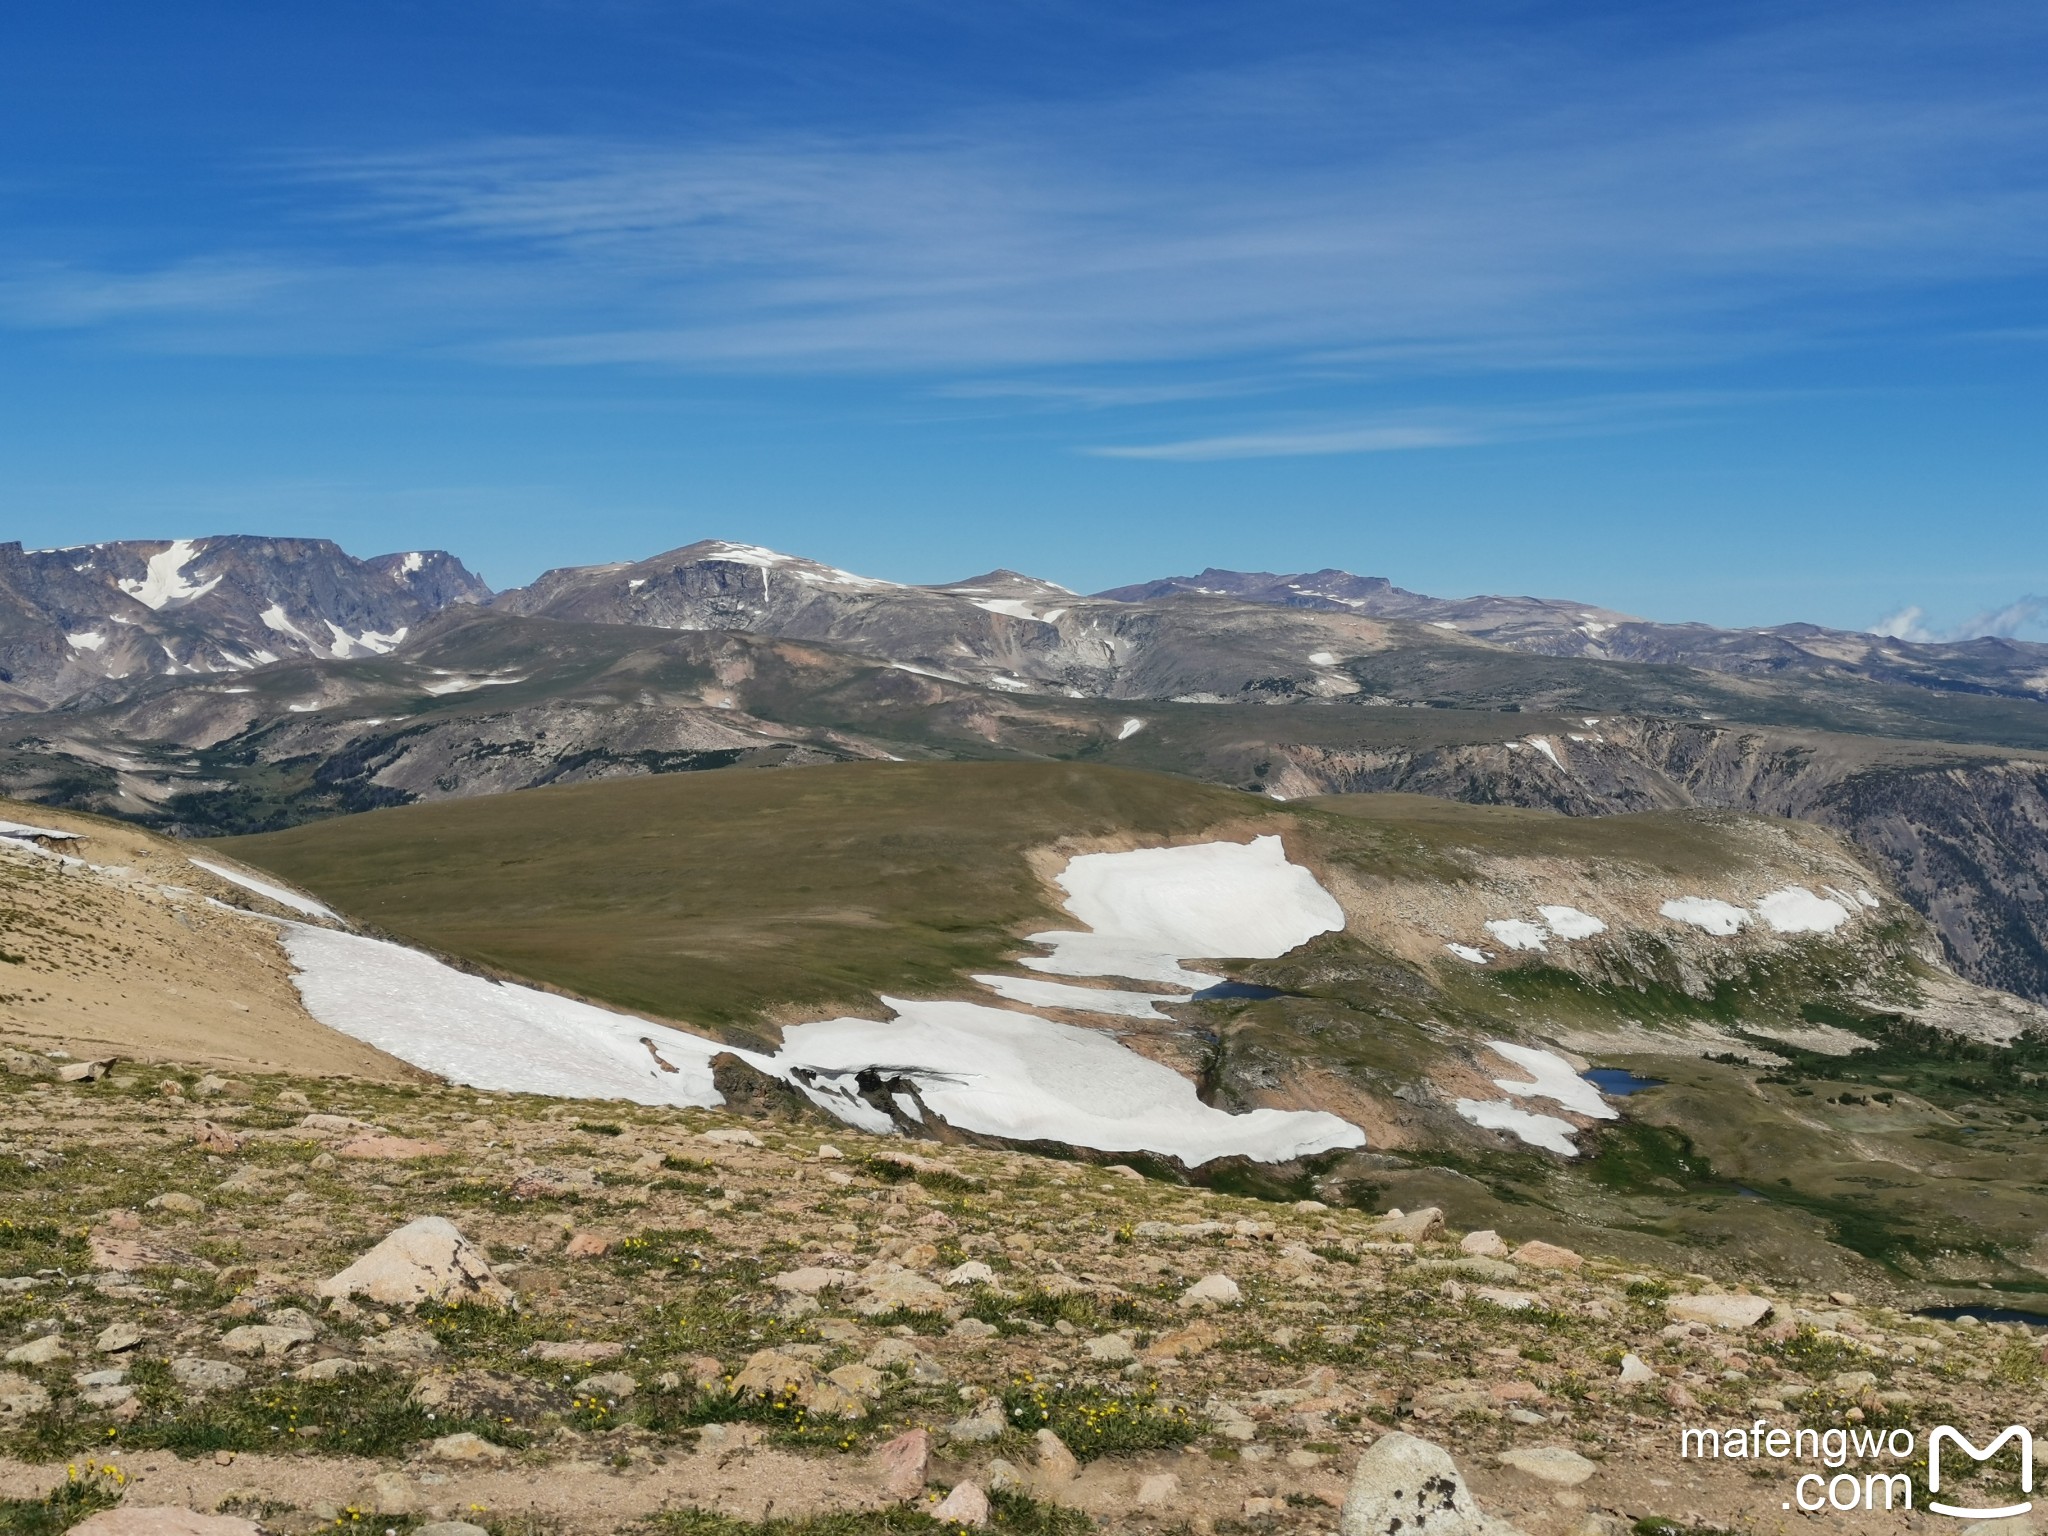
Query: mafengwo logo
xmin=1928 ymin=1427 xmax=2033 ymax=1520
xmin=1679 ymin=1421 xmax=2033 ymax=1515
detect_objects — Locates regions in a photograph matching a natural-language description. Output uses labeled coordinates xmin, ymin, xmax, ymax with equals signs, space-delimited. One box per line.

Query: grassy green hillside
xmin=222 ymin=761 xmax=1285 ymax=1038
xmin=223 ymin=759 xmax=2048 ymax=1304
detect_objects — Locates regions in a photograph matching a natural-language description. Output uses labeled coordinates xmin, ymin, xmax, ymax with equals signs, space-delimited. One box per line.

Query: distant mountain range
xmin=0 ymin=536 xmax=487 ymax=708
xmin=4 ymin=533 xmax=2047 ymax=1005
xmin=6 ymin=536 xmax=2043 ymax=712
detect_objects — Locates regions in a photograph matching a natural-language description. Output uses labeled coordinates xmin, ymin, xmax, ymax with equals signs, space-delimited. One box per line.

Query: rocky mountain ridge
xmin=1098 ymin=566 xmax=2048 ymax=703
xmin=0 ymin=536 xmax=489 ymax=707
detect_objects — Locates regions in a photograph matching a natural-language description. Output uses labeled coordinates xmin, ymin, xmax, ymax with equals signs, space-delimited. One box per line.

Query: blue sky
xmin=4 ymin=1 xmax=2047 ymax=637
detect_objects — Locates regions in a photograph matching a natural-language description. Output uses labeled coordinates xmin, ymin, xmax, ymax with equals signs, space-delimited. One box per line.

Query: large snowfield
xmin=274 ymin=836 xmax=1367 ymax=1165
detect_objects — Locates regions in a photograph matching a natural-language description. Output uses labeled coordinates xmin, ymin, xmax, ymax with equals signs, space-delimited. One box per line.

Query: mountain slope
xmin=0 ymin=535 xmax=489 ymax=706
xmin=216 ymin=759 xmax=2048 ymax=1301
xmin=1099 ymin=565 xmax=2048 ymax=703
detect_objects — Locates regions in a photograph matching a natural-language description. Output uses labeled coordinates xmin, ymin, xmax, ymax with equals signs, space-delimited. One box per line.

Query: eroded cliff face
xmin=1263 ymin=720 xmax=2048 ymax=1003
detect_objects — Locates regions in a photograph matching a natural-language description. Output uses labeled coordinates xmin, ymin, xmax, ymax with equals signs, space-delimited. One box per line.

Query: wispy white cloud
xmin=1089 ymin=422 xmax=1479 ymax=461
xmin=7 ymin=2 xmax=2048 ymax=384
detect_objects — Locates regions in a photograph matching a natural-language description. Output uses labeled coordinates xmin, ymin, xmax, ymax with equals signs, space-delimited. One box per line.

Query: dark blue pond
xmin=1583 ymin=1068 xmax=1665 ymax=1095
xmin=1190 ymin=981 xmax=1290 ymax=1001
xmin=1918 ymin=1305 xmax=2048 ymax=1328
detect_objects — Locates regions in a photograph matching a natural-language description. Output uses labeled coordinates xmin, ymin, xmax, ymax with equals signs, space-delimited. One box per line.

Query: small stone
xmin=1135 ymin=1472 xmax=1180 ymax=1507
xmin=1618 ymin=1353 xmax=1655 ymax=1385
xmin=576 ymin=1371 xmax=638 ymax=1399
xmin=1499 ymin=1446 xmax=1598 ymax=1487
xmin=949 ymin=1317 xmax=999 ymax=1341
xmin=944 ymin=1260 xmax=996 ymax=1287
xmin=191 ymin=1121 xmax=243 ymax=1155
xmin=828 ymin=1363 xmax=886 ymax=1400
xmin=1086 ymin=1332 xmax=1135 ymax=1362
xmin=416 ymin=1526 xmax=491 ymax=1536
xmin=58 ymin=1058 xmax=116 ymax=1083
xmin=1287 ymin=1448 xmax=1327 ymax=1468
xmin=1474 ymin=1288 xmax=1536 ymax=1311
xmin=527 ymin=1340 xmax=628 ymax=1364
xmin=1144 ymin=1321 xmax=1221 ymax=1361
xmin=1179 ymin=1273 xmax=1242 ymax=1308
xmin=96 ymin=1322 xmax=144 ymax=1354
xmin=931 ymin=1482 xmax=990 ymax=1526
xmin=318 ymin=1216 xmax=512 ymax=1309
xmin=1830 ymin=1370 xmax=1878 ymax=1393
xmin=769 ymin=1266 xmax=855 ymax=1295
xmin=222 ymin=1324 xmax=315 ymax=1358
xmin=947 ymin=1396 xmax=1008 ymax=1443
xmin=1510 ymin=1240 xmax=1583 ymax=1271
xmin=6 ymin=1334 xmax=68 ymax=1366
xmin=563 ymin=1231 xmax=611 ymax=1259
xmin=82 ymin=1383 xmax=136 ymax=1409
xmin=0 ymin=1371 xmax=52 ymax=1417
xmin=875 ymin=1427 xmax=931 ymax=1499
xmin=1373 ymin=1207 xmax=1445 ymax=1243
xmin=363 ymin=1326 xmax=441 ymax=1363
xmin=68 ymin=1510 xmax=262 ymax=1535
xmin=857 ymin=1269 xmax=949 ymax=1315
xmin=429 ymin=1431 xmax=508 ymax=1462
xmin=170 ymin=1357 xmax=248 ymax=1392
xmin=1828 ymin=1291 xmax=1859 ymax=1307
xmin=1460 ymin=1229 xmax=1511 ymax=1258
xmin=1340 ymin=1430 xmax=1519 ymax=1536
xmin=985 ymin=1458 xmax=1025 ymax=1494
xmin=1034 ymin=1428 xmax=1079 ymax=1486
xmin=1666 ymin=1294 xmax=1773 ymax=1329
xmin=698 ymin=1126 xmax=764 ymax=1147
xmin=370 ymin=1471 xmax=419 ymax=1516
xmin=145 ymin=1192 xmax=204 ymax=1215
xmin=815 ymin=1144 xmax=845 ymax=1160
xmin=337 ymin=1135 xmax=449 ymax=1161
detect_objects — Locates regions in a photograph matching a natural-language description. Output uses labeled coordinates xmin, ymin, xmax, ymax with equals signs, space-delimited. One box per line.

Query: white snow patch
xmin=628 ymin=578 xmax=647 ymax=590
xmin=1022 ymin=836 xmax=1346 ymax=988
xmin=971 ymin=599 xmax=1058 ymax=624
xmin=1117 ymin=718 xmax=1145 ymax=740
xmin=1526 ymin=736 xmax=1564 ymax=770
xmin=279 ymin=924 xmax=732 ymax=1107
xmin=1445 ymin=943 xmax=1492 ymax=964
xmin=1856 ymin=889 xmax=1880 ymax=909
xmin=272 ymin=926 xmax=1359 ymax=1163
xmin=779 ymin=999 xmax=1362 ymax=1165
xmin=0 ymin=820 xmax=78 ymax=841
xmin=1308 ymin=651 xmax=1337 ymax=666
xmin=326 ymin=623 xmax=407 ymax=659
xmin=1431 ymin=620 xmax=1460 ymax=630
xmin=422 ymin=673 xmax=527 ymax=695
xmin=1581 ymin=718 xmax=1601 ymax=727
xmin=66 ymin=632 xmax=106 ymax=652
xmin=1455 ymin=1099 xmax=1581 ymax=1157
xmin=985 ymin=675 xmax=1031 ymax=693
xmin=1537 ymin=905 xmax=1607 ymax=940
xmin=1485 ymin=1041 xmax=1616 ymax=1120
xmin=972 ymin=974 xmax=1181 ymax=1020
xmin=286 ymin=702 xmax=321 ymax=713
xmin=1483 ymin=919 xmax=1549 ymax=952
xmin=399 ymin=551 xmax=425 ymax=575
xmin=118 ymin=539 xmax=220 ymax=610
xmin=261 ymin=605 xmax=310 ymax=642
xmin=1661 ymin=896 xmax=1751 ymax=935
xmin=887 ymin=661 xmax=968 ymax=684
xmin=188 ymin=857 xmax=337 ymax=920
xmin=1755 ymin=886 xmax=1851 ymax=934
